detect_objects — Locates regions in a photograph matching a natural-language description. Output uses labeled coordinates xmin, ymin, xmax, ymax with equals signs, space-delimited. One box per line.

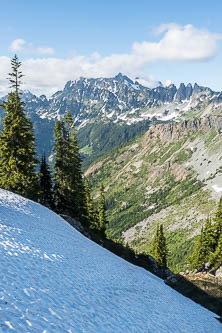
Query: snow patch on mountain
xmin=0 ymin=189 xmax=221 ymax=332
xmin=212 ymin=184 xmax=222 ymax=193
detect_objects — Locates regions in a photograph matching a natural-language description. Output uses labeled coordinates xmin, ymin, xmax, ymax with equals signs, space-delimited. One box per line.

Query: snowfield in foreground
xmin=0 ymin=189 xmax=221 ymax=333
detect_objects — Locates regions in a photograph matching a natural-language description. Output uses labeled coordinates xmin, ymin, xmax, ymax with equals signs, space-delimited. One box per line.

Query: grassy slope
xmin=87 ymin=122 xmax=222 ymax=272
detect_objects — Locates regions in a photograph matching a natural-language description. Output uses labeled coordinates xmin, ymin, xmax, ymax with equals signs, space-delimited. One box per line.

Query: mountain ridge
xmin=19 ymin=74 xmax=222 ymax=126
xmin=1 ymin=73 xmax=222 ymax=166
xmin=2 ymin=73 xmax=222 ymax=127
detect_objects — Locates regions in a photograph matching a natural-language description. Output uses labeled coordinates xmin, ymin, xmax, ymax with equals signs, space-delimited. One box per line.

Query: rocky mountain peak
xmin=114 ymin=73 xmax=134 ymax=84
xmin=174 ymin=83 xmax=193 ymax=102
xmin=1 ymin=74 xmax=222 ymax=131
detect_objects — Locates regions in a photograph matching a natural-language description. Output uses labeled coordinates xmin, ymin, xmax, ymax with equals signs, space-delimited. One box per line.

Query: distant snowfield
xmin=0 ymin=189 xmax=221 ymax=332
xmin=212 ymin=184 xmax=222 ymax=193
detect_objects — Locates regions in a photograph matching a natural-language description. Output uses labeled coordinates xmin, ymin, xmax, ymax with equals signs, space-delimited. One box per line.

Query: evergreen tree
xmin=152 ymin=224 xmax=167 ymax=268
xmin=0 ymin=55 xmax=38 ymax=200
xmin=97 ymin=184 xmax=108 ymax=235
xmin=189 ymin=227 xmax=206 ymax=270
xmin=53 ymin=111 xmax=88 ymax=223
xmin=208 ymin=197 xmax=222 ymax=269
xmin=84 ymin=178 xmax=97 ymax=228
xmin=38 ymin=154 xmax=53 ymax=208
xmin=213 ymin=197 xmax=222 ymax=247
xmin=209 ymin=232 xmax=222 ymax=269
xmin=202 ymin=218 xmax=215 ymax=256
xmin=189 ymin=199 xmax=222 ymax=271
xmin=8 ymin=54 xmax=23 ymax=93
xmin=53 ymin=119 xmax=68 ymax=212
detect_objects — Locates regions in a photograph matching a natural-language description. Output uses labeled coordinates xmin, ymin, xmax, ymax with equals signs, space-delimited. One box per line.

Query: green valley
xmin=86 ymin=115 xmax=222 ymax=272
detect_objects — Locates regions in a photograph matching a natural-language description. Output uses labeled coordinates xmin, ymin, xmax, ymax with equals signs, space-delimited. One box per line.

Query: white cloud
xmin=2 ymin=24 xmax=221 ymax=96
xmin=134 ymin=76 xmax=160 ymax=89
xmin=132 ymin=24 xmax=222 ymax=61
xmin=10 ymin=39 xmax=26 ymax=52
xmin=35 ymin=47 xmax=55 ymax=55
xmin=9 ymin=39 xmax=55 ymax=55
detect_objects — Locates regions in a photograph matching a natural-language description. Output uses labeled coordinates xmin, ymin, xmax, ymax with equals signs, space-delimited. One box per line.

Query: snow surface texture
xmin=0 ymin=189 xmax=221 ymax=333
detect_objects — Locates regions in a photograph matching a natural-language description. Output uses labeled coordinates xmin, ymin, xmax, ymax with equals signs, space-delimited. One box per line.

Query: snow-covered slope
xmin=0 ymin=189 xmax=221 ymax=332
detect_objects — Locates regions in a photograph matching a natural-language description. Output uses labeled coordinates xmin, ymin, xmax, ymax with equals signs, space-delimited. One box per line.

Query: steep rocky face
xmin=174 ymin=83 xmax=193 ymax=102
xmin=147 ymin=115 xmax=222 ymax=142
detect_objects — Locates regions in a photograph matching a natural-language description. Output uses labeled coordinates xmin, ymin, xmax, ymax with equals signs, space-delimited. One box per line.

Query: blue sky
xmin=0 ymin=1 xmax=222 ymax=96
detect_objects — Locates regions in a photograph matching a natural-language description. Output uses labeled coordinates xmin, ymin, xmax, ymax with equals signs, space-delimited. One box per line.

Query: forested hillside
xmin=86 ymin=115 xmax=222 ymax=272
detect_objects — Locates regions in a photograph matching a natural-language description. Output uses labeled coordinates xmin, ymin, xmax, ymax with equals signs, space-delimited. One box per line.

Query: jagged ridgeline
xmin=1 ymin=73 xmax=222 ymax=169
xmin=86 ymin=116 xmax=222 ymax=273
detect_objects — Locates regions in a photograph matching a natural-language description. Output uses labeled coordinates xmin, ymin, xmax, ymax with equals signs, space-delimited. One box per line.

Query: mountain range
xmin=1 ymin=73 xmax=222 ymax=167
xmin=19 ymin=73 xmax=222 ymax=124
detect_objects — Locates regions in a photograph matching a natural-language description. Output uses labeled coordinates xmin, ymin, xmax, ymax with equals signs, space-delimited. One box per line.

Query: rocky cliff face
xmin=147 ymin=115 xmax=222 ymax=142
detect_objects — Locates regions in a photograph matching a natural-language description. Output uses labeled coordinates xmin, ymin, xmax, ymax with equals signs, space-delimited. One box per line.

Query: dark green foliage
xmin=209 ymin=198 xmax=222 ymax=269
xmin=53 ymin=120 xmax=67 ymax=212
xmin=78 ymin=120 xmax=150 ymax=170
xmin=213 ymin=196 xmax=222 ymax=244
xmin=166 ymin=231 xmax=195 ymax=273
xmin=84 ymin=178 xmax=98 ymax=228
xmin=97 ymin=184 xmax=108 ymax=235
xmin=202 ymin=218 xmax=218 ymax=254
xmin=0 ymin=56 xmax=39 ymax=200
xmin=209 ymin=232 xmax=222 ymax=269
xmin=152 ymin=224 xmax=168 ymax=268
xmin=38 ymin=154 xmax=53 ymax=208
xmin=53 ymin=111 xmax=88 ymax=223
xmin=103 ymin=176 xmax=203 ymax=239
xmin=8 ymin=55 xmax=23 ymax=93
xmin=189 ymin=227 xmax=207 ymax=270
xmin=189 ymin=197 xmax=222 ymax=270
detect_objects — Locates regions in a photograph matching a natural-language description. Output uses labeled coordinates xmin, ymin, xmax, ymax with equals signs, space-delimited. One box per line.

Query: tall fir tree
xmin=213 ymin=196 xmax=222 ymax=246
xmin=209 ymin=232 xmax=222 ymax=269
xmin=53 ymin=111 xmax=88 ymax=223
xmin=202 ymin=218 xmax=215 ymax=255
xmin=189 ymin=227 xmax=206 ymax=270
xmin=97 ymin=184 xmax=108 ymax=235
xmin=84 ymin=178 xmax=97 ymax=228
xmin=53 ymin=119 xmax=68 ymax=212
xmin=208 ymin=197 xmax=222 ymax=269
xmin=38 ymin=154 xmax=53 ymax=208
xmin=152 ymin=224 xmax=167 ymax=268
xmin=0 ymin=55 xmax=39 ymax=200
xmin=189 ymin=198 xmax=222 ymax=271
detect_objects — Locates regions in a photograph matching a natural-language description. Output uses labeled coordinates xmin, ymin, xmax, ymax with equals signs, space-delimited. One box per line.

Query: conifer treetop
xmin=0 ymin=55 xmax=38 ymax=200
xmin=8 ymin=54 xmax=24 ymax=94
